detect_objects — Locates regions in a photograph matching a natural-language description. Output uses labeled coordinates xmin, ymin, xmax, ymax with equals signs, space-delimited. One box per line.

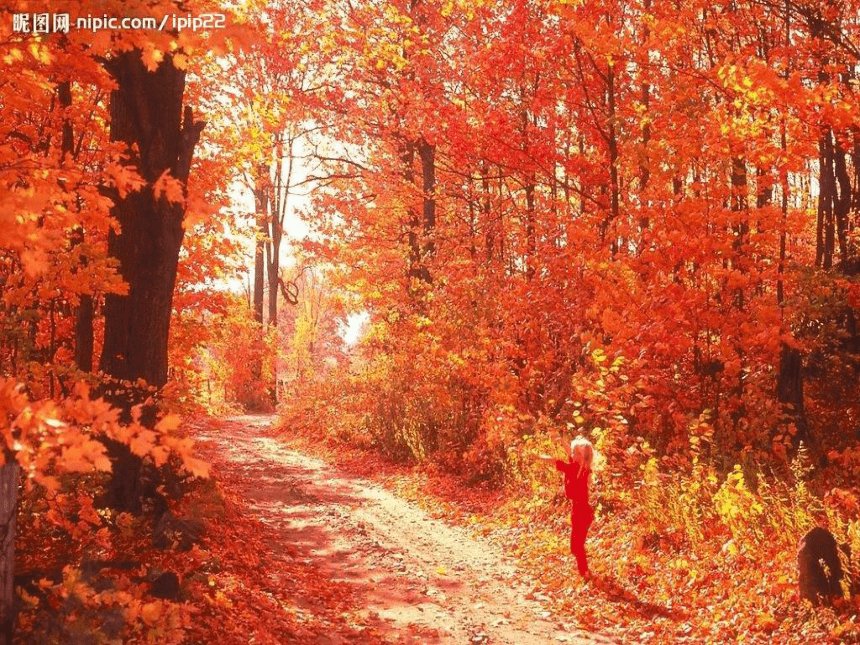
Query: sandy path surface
xmin=195 ymin=415 xmax=614 ymax=645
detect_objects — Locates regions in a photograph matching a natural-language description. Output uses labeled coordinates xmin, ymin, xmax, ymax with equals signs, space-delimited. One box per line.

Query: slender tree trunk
xmin=0 ymin=458 xmax=18 ymax=645
xmin=481 ymin=162 xmax=494 ymax=262
xmin=57 ymin=80 xmax=94 ymax=372
xmin=817 ymin=129 xmax=836 ymax=269
xmin=606 ymin=62 xmax=620 ymax=254
xmin=731 ymin=156 xmax=748 ymax=309
xmin=778 ymin=343 xmax=807 ymax=446
xmin=520 ymin=99 xmax=536 ymax=280
xmin=833 ymin=138 xmax=852 ymax=265
xmin=253 ymin=165 xmax=267 ymax=326
xmin=418 ymin=137 xmax=436 ymax=280
xmin=639 ymin=0 xmax=651 ymax=232
xmin=268 ymin=136 xmax=294 ymax=327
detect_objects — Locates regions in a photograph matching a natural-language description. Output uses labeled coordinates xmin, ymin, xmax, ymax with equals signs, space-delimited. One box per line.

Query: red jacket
xmin=555 ymin=459 xmax=591 ymax=509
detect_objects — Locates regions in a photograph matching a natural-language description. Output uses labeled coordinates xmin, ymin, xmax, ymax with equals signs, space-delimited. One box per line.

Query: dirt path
xmin=194 ymin=415 xmax=614 ymax=645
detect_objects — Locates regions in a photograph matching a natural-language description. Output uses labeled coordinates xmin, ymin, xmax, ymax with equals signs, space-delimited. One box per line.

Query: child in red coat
xmin=539 ymin=437 xmax=595 ymax=576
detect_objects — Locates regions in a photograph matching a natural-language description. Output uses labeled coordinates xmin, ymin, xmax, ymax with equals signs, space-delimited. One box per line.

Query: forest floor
xmin=193 ymin=414 xmax=614 ymax=645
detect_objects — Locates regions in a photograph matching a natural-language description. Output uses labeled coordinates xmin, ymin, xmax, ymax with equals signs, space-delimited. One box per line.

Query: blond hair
xmin=570 ymin=437 xmax=594 ymax=473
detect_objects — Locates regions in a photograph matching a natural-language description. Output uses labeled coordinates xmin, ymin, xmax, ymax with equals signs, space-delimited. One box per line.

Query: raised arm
xmin=549 ymin=431 xmax=572 ymax=458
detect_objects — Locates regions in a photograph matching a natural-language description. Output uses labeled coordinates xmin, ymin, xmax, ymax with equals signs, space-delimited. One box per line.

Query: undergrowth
xmin=279 ymin=384 xmax=860 ymax=643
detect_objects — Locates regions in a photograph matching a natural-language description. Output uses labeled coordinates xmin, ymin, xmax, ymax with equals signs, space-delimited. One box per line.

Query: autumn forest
xmin=2 ymin=0 xmax=860 ymax=642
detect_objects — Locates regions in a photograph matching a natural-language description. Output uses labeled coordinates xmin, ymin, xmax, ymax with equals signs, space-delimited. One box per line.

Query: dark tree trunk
xmin=74 ymin=296 xmax=94 ymax=372
xmin=817 ymin=129 xmax=836 ymax=269
xmin=777 ymin=343 xmax=808 ymax=447
xmin=99 ymin=50 xmax=204 ymax=511
xmin=481 ymin=163 xmax=494 ymax=262
xmin=0 ymin=458 xmax=18 ymax=645
xmin=100 ymin=51 xmax=203 ymax=386
xmin=57 ymin=80 xmax=95 ymax=373
xmin=418 ymin=138 xmax=436 ymax=271
xmin=402 ymin=141 xmax=421 ymax=283
xmin=606 ymin=63 xmax=620 ymax=254
xmin=402 ymin=137 xmax=435 ymax=288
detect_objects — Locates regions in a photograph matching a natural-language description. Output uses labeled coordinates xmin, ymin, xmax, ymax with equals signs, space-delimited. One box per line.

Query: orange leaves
xmin=105 ymin=161 xmax=146 ymax=199
xmin=154 ymin=170 xmax=187 ymax=206
xmin=139 ymin=600 xmax=163 ymax=625
xmin=59 ymin=436 xmax=112 ymax=473
xmin=0 ymin=375 xmax=210 ymax=492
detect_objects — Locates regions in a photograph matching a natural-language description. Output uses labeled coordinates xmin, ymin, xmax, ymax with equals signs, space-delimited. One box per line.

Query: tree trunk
xmin=253 ymin=194 xmax=266 ymax=327
xmin=74 ymin=296 xmax=94 ymax=372
xmin=778 ymin=343 xmax=808 ymax=447
xmin=267 ymin=216 xmax=281 ymax=325
xmin=58 ymin=80 xmax=95 ymax=373
xmin=639 ymin=0 xmax=651 ymax=232
xmin=606 ymin=62 xmax=620 ymax=254
xmin=99 ymin=50 xmax=203 ymax=511
xmin=418 ymin=138 xmax=436 ymax=276
xmin=101 ymin=51 xmax=204 ymax=386
xmin=817 ymin=128 xmax=836 ymax=269
xmin=0 ymin=460 xmax=18 ymax=645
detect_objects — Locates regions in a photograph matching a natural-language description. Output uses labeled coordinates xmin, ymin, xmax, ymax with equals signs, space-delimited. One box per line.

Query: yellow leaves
xmin=756 ymin=611 xmax=777 ymax=632
xmin=28 ymin=42 xmax=52 ymax=65
xmin=2 ymin=48 xmax=24 ymax=65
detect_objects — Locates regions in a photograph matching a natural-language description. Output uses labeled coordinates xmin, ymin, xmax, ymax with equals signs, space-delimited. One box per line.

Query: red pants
xmin=570 ymin=505 xmax=594 ymax=575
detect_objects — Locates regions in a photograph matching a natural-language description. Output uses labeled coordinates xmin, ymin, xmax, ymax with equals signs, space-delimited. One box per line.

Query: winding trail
xmin=194 ymin=415 xmax=614 ymax=645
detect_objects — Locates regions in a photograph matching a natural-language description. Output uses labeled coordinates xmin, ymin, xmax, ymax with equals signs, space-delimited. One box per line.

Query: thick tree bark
xmin=99 ymin=51 xmax=203 ymax=511
xmin=100 ymin=51 xmax=203 ymax=386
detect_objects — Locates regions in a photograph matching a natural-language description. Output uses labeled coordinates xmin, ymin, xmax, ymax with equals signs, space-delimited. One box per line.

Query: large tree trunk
xmin=100 ymin=51 xmax=203 ymax=386
xmin=99 ymin=50 xmax=203 ymax=511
